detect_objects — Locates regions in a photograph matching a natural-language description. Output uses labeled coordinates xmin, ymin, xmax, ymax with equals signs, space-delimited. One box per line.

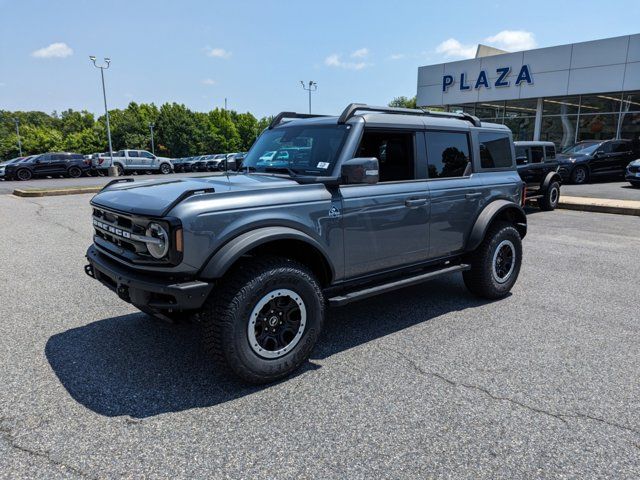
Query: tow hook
xmin=117 ymin=285 xmax=131 ymax=302
xmin=84 ymin=264 xmax=95 ymax=278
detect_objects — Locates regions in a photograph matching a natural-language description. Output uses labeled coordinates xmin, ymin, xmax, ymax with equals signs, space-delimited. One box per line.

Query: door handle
xmin=465 ymin=192 xmax=482 ymax=199
xmin=405 ymin=197 xmax=428 ymax=208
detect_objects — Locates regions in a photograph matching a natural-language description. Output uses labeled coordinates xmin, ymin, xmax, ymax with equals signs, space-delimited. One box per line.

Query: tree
xmin=155 ymin=103 xmax=199 ymax=157
xmin=389 ymin=96 xmax=417 ymax=109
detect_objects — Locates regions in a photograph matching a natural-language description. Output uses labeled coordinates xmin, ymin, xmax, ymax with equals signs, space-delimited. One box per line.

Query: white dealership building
xmin=416 ymin=34 xmax=640 ymax=149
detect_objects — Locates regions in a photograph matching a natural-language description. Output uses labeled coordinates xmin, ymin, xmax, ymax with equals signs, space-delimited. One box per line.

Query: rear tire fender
xmin=466 ymin=200 xmax=527 ymax=252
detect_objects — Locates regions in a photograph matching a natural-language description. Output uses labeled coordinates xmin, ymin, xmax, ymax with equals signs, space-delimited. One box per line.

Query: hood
xmin=628 ymin=158 xmax=640 ymax=167
xmin=556 ymin=153 xmax=591 ymax=164
xmin=91 ymin=173 xmax=300 ymax=217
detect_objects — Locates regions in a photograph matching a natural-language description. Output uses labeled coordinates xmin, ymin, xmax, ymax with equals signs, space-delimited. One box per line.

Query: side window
xmin=129 ymin=151 xmax=139 ymax=158
xmin=356 ymin=130 xmax=415 ymax=182
xmin=544 ymin=146 xmax=556 ymax=160
xmin=116 ymin=150 xmax=125 ymax=157
xmin=478 ymin=132 xmax=512 ymax=169
xmin=612 ymin=141 xmax=630 ymax=153
xmin=530 ymin=146 xmax=544 ymax=163
xmin=140 ymin=151 xmax=154 ymax=159
xmin=425 ymin=131 xmax=470 ymax=178
xmin=600 ymin=143 xmax=612 ymax=154
xmin=515 ymin=146 xmax=528 ymax=165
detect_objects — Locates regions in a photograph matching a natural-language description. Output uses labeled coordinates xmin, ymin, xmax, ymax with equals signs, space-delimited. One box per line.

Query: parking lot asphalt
xmin=0 ymin=195 xmax=639 ymax=479
xmin=0 ymin=171 xmax=221 ymax=195
xmin=562 ymin=180 xmax=640 ymax=201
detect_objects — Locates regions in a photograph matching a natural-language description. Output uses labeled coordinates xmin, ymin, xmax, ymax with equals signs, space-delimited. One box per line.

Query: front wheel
xmin=16 ymin=168 xmax=32 ymax=181
xmin=67 ymin=166 xmax=82 ymax=178
xmin=463 ymin=221 xmax=522 ymax=299
xmin=538 ymin=181 xmax=560 ymax=211
xmin=160 ymin=163 xmax=172 ymax=174
xmin=571 ymin=166 xmax=589 ymax=184
xmin=201 ymin=256 xmax=325 ymax=384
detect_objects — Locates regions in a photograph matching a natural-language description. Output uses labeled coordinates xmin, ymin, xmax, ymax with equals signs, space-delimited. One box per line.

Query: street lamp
xmin=89 ymin=56 xmax=117 ymax=176
xmin=13 ymin=118 xmax=22 ymax=156
xmin=300 ymin=80 xmax=317 ymax=114
xmin=149 ymin=123 xmax=155 ymax=155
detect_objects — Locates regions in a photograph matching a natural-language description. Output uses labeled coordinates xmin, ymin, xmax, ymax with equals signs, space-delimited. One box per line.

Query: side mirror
xmin=341 ymin=157 xmax=379 ymax=184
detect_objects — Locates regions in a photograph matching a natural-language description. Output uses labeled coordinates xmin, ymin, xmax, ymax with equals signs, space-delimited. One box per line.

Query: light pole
xmin=300 ymin=81 xmax=317 ymax=114
xmin=149 ymin=123 xmax=155 ymax=155
xmin=89 ymin=56 xmax=117 ymax=176
xmin=13 ymin=118 xmax=22 ymax=156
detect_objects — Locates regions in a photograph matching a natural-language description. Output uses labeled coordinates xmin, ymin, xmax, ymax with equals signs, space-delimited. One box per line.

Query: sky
xmin=1 ymin=0 xmax=639 ymax=119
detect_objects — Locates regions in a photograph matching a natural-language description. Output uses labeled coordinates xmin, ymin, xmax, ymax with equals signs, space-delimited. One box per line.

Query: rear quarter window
xmin=479 ymin=132 xmax=513 ymax=169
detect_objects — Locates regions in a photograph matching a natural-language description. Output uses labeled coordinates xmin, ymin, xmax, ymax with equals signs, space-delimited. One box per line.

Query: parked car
xmin=230 ymin=152 xmax=247 ymax=171
xmin=557 ymin=139 xmax=639 ymax=184
xmin=514 ymin=141 xmax=562 ymax=210
xmin=626 ymin=159 xmax=640 ymax=187
xmin=206 ymin=154 xmax=228 ymax=171
xmin=85 ymin=103 xmax=527 ymax=384
xmin=4 ymin=152 xmax=90 ymax=181
xmin=180 ymin=156 xmax=202 ymax=172
xmin=92 ymin=150 xmax=173 ymax=176
xmin=0 ymin=156 xmax=27 ymax=180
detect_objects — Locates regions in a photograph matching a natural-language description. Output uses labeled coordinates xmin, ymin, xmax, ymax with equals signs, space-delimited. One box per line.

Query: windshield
xmin=242 ymin=124 xmax=349 ymax=176
xmin=562 ymin=142 xmax=601 ymax=155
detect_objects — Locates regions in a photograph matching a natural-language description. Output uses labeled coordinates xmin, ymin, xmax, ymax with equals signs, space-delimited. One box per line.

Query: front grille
xmin=92 ymin=207 xmax=153 ymax=260
xmin=629 ymin=165 xmax=640 ymax=173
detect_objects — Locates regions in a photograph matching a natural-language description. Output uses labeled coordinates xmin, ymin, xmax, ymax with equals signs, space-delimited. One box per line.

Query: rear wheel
xmin=463 ymin=221 xmax=522 ymax=299
xmin=571 ymin=166 xmax=589 ymax=184
xmin=115 ymin=164 xmax=125 ymax=176
xmin=16 ymin=169 xmax=32 ymax=181
xmin=67 ymin=166 xmax=82 ymax=178
xmin=538 ymin=181 xmax=560 ymax=211
xmin=201 ymin=256 xmax=324 ymax=384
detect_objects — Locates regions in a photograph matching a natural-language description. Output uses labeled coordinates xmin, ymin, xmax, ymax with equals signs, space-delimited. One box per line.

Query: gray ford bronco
xmin=85 ymin=104 xmax=527 ymax=383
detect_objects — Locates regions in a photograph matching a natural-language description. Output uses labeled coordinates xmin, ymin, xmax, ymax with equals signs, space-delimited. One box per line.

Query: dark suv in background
xmin=4 ymin=152 xmax=90 ymax=181
xmin=557 ymin=139 xmax=639 ymax=184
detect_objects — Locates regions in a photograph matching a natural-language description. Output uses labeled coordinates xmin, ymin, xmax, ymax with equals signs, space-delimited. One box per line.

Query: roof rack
xmin=268 ymin=112 xmax=330 ymax=129
xmin=337 ymin=103 xmax=482 ymax=127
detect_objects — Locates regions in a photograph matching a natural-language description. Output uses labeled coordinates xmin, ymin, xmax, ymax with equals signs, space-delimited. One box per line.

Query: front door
xmin=340 ymin=129 xmax=430 ymax=279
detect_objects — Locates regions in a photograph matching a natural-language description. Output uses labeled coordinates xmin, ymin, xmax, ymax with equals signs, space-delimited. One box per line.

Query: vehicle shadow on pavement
xmin=45 ymin=275 xmax=490 ymax=418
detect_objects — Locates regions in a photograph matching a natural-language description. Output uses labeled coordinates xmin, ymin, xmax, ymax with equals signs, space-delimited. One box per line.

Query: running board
xmin=327 ymin=263 xmax=470 ymax=307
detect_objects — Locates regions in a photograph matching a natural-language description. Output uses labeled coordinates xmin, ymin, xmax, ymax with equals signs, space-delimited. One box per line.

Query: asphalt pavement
xmin=562 ymin=180 xmax=640 ymax=201
xmin=0 ymin=195 xmax=639 ymax=479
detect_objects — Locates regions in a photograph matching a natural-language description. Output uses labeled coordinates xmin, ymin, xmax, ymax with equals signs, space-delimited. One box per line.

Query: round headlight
xmin=145 ymin=222 xmax=170 ymax=259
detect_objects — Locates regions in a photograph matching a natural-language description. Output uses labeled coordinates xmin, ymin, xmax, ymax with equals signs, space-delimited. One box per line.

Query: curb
xmin=558 ymin=196 xmax=640 ymax=217
xmin=13 ymin=186 xmax=102 ymax=197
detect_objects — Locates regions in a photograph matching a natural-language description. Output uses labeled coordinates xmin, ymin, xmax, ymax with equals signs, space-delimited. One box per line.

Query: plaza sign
xmin=442 ymin=65 xmax=533 ymax=92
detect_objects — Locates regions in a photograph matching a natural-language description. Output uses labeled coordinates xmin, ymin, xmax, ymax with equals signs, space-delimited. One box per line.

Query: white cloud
xmin=0 ymin=82 xmax=5 ymax=87
xmin=324 ymin=53 xmax=369 ymax=70
xmin=202 ymin=78 xmax=216 ymax=85
xmin=435 ymin=38 xmax=477 ymax=59
xmin=31 ymin=42 xmax=73 ymax=59
xmin=484 ymin=30 xmax=537 ymax=51
xmin=435 ymin=30 xmax=537 ymax=59
xmin=206 ymin=47 xmax=231 ymax=59
xmin=351 ymin=48 xmax=369 ymax=58
xmin=388 ymin=53 xmax=406 ymax=60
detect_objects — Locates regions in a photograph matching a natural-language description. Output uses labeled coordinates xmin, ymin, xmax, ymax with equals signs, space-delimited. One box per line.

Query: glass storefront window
xmin=504 ymin=99 xmax=538 ymax=118
xmin=621 ymin=91 xmax=640 ymax=113
xmin=504 ymin=116 xmax=535 ymax=141
xmin=447 ymin=104 xmax=476 ymax=115
xmin=619 ymin=111 xmax=640 ymax=143
xmin=577 ymin=114 xmax=618 ymax=141
xmin=543 ymin=96 xmax=580 ymax=115
xmin=540 ymin=115 xmax=578 ymax=149
xmin=475 ymin=102 xmax=505 ymax=122
xmin=579 ymin=93 xmax=622 ymax=114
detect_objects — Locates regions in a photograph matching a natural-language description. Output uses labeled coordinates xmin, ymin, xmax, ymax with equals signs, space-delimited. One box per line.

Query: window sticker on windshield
xmin=317 ymin=162 xmax=330 ymax=169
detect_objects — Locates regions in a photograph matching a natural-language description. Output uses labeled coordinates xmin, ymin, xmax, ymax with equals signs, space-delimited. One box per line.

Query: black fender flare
xmin=199 ymin=226 xmax=335 ymax=281
xmin=466 ymin=200 xmax=527 ymax=252
xmin=542 ymin=171 xmax=562 ymax=190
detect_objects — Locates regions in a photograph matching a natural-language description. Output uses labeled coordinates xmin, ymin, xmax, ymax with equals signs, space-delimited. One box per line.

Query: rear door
xmin=543 ymin=145 xmax=558 ymax=176
xmin=425 ymin=129 xmax=482 ymax=258
xmin=340 ymin=128 xmax=430 ymax=278
xmin=611 ymin=140 xmax=634 ymax=173
xmin=126 ymin=150 xmax=140 ymax=169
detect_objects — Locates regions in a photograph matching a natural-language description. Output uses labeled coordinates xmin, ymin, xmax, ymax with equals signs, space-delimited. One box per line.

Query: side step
xmin=327 ymin=263 xmax=470 ymax=307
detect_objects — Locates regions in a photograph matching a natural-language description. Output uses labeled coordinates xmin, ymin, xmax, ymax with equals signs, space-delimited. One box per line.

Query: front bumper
xmin=85 ymin=245 xmax=213 ymax=311
xmin=626 ymin=172 xmax=640 ymax=182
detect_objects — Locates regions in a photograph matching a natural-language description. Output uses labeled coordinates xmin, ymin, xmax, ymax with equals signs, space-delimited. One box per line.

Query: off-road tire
xmin=538 ymin=181 xmax=560 ymax=211
xmin=571 ymin=166 xmax=589 ymax=184
xmin=463 ymin=221 xmax=522 ymax=299
xmin=201 ymin=256 xmax=325 ymax=384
